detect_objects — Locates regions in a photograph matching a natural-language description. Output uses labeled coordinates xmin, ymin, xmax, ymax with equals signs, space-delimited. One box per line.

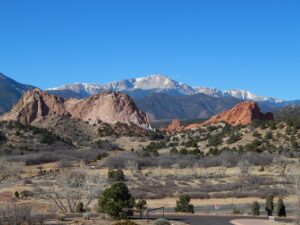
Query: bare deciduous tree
xmin=39 ymin=168 xmax=103 ymax=213
xmin=273 ymin=156 xmax=289 ymax=176
xmin=287 ymin=162 xmax=300 ymax=223
xmin=0 ymin=203 xmax=32 ymax=225
xmin=237 ymin=160 xmax=251 ymax=175
xmin=126 ymin=160 xmax=139 ymax=176
xmin=0 ymin=158 xmax=24 ymax=184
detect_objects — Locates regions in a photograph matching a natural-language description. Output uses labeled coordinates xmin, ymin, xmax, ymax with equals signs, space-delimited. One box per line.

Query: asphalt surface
xmin=158 ymin=215 xmax=234 ymax=225
xmin=146 ymin=214 xmax=293 ymax=225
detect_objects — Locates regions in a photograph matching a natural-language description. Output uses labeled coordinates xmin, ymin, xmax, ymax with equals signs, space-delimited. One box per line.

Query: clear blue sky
xmin=1 ymin=0 xmax=299 ymax=100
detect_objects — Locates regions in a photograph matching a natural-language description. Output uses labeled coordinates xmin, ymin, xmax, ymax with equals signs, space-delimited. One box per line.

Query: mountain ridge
xmin=46 ymin=74 xmax=282 ymax=102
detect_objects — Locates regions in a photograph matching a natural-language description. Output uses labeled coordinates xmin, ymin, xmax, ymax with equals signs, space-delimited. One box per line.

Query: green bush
xmin=265 ymin=195 xmax=274 ymax=216
xmin=169 ymin=147 xmax=178 ymax=154
xmin=232 ymin=208 xmax=241 ymax=215
xmin=252 ymin=201 xmax=260 ymax=216
xmin=179 ymin=148 xmax=188 ymax=155
xmin=154 ymin=218 xmax=171 ymax=225
xmin=98 ymin=182 xmax=135 ymax=219
xmin=208 ymin=135 xmax=223 ymax=147
xmin=108 ymin=169 xmax=125 ymax=182
xmin=175 ymin=195 xmax=194 ymax=214
xmin=276 ymin=198 xmax=286 ymax=217
xmin=264 ymin=131 xmax=273 ymax=140
xmin=227 ymin=132 xmax=242 ymax=144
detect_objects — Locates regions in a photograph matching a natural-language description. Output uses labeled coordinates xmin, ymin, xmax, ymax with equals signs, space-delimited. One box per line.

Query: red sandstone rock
xmin=162 ymin=119 xmax=184 ymax=132
xmin=186 ymin=101 xmax=274 ymax=129
xmin=1 ymin=89 xmax=150 ymax=129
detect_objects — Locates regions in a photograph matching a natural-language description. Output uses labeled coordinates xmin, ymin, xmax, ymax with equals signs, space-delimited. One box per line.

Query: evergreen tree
xmin=276 ymin=198 xmax=286 ymax=217
xmin=98 ymin=182 xmax=135 ymax=219
xmin=265 ymin=195 xmax=274 ymax=216
xmin=252 ymin=201 xmax=260 ymax=216
xmin=175 ymin=195 xmax=194 ymax=214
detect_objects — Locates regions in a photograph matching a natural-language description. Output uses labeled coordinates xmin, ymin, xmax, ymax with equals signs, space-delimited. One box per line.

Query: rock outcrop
xmin=162 ymin=119 xmax=184 ymax=133
xmin=66 ymin=92 xmax=150 ymax=128
xmin=0 ymin=89 xmax=68 ymax=124
xmin=186 ymin=101 xmax=274 ymax=129
xmin=1 ymin=89 xmax=150 ymax=129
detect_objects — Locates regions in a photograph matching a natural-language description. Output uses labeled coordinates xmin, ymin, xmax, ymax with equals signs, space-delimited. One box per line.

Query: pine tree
xmin=265 ymin=195 xmax=274 ymax=216
xmin=276 ymin=198 xmax=286 ymax=217
xmin=252 ymin=201 xmax=260 ymax=216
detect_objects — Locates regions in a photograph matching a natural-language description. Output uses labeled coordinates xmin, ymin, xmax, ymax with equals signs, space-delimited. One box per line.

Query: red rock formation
xmin=186 ymin=101 xmax=274 ymax=129
xmin=1 ymin=89 xmax=150 ymax=129
xmin=162 ymin=119 xmax=184 ymax=132
xmin=66 ymin=91 xmax=149 ymax=128
xmin=0 ymin=89 xmax=68 ymax=124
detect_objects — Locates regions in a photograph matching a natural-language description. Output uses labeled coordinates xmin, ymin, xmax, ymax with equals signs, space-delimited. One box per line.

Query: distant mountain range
xmin=47 ymin=74 xmax=282 ymax=103
xmin=0 ymin=73 xmax=35 ymax=114
xmin=1 ymin=72 xmax=300 ymax=121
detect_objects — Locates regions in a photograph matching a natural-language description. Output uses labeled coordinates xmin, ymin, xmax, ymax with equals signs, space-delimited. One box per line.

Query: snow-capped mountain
xmin=47 ymin=74 xmax=282 ymax=103
xmin=101 ymin=74 xmax=196 ymax=95
xmin=47 ymin=83 xmax=105 ymax=98
xmin=193 ymin=87 xmax=282 ymax=103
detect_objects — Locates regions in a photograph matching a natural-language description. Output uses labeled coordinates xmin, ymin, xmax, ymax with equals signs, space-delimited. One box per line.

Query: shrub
xmin=227 ymin=132 xmax=242 ymax=144
xmin=232 ymin=208 xmax=241 ymax=215
xmin=14 ymin=191 xmax=19 ymax=198
xmin=258 ymin=166 xmax=265 ymax=172
xmin=154 ymin=218 xmax=171 ymax=225
xmin=252 ymin=201 xmax=260 ymax=216
xmin=135 ymin=199 xmax=147 ymax=218
xmin=237 ymin=160 xmax=251 ymax=175
xmin=108 ymin=169 xmax=125 ymax=182
xmin=98 ymin=182 xmax=135 ymax=219
xmin=179 ymin=148 xmax=188 ymax=155
xmin=265 ymin=195 xmax=274 ymax=216
xmin=40 ymin=133 xmax=57 ymax=144
xmin=265 ymin=131 xmax=273 ymax=140
xmin=207 ymin=135 xmax=223 ymax=147
xmin=76 ymin=202 xmax=85 ymax=213
xmin=169 ymin=148 xmax=178 ymax=154
xmin=83 ymin=213 xmax=92 ymax=220
xmin=113 ymin=221 xmax=138 ymax=225
xmin=175 ymin=195 xmax=194 ymax=213
xmin=0 ymin=131 xmax=7 ymax=142
xmin=57 ymin=214 xmax=66 ymax=221
xmin=276 ymin=198 xmax=286 ymax=217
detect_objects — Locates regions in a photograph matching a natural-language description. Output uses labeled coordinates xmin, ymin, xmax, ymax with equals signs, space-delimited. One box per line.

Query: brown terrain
xmin=162 ymin=119 xmax=184 ymax=133
xmin=186 ymin=101 xmax=274 ymax=129
xmin=1 ymin=88 xmax=150 ymax=129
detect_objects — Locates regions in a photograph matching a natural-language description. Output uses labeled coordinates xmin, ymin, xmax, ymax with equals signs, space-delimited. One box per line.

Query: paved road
xmin=147 ymin=214 xmax=293 ymax=225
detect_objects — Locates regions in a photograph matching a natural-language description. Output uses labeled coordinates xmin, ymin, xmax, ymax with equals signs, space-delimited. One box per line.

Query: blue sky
xmin=0 ymin=0 xmax=299 ymax=100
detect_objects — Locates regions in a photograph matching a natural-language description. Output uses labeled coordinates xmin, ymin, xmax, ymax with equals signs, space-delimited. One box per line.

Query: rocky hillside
xmin=135 ymin=93 xmax=243 ymax=121
xmin=0 ymin=73 xmax=35 ymax=114
xmin=1 ymin=89 xmax=150 ymax=129
xmin=275 ymin=106 xmax=300 ymax=121
xmin=186 ymin=101 xmax=273 ymax=129
xmin=0 ymin=120 xmax=73 ymax=154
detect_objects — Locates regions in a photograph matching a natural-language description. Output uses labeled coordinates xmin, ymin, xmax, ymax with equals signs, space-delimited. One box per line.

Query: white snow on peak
xmin=46 ymin=74 xmax=282 ymax=102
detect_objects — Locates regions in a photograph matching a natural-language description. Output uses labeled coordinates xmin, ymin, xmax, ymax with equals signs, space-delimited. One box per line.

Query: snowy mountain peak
xmin=46 ymin=74 xmax=282 ymax=103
